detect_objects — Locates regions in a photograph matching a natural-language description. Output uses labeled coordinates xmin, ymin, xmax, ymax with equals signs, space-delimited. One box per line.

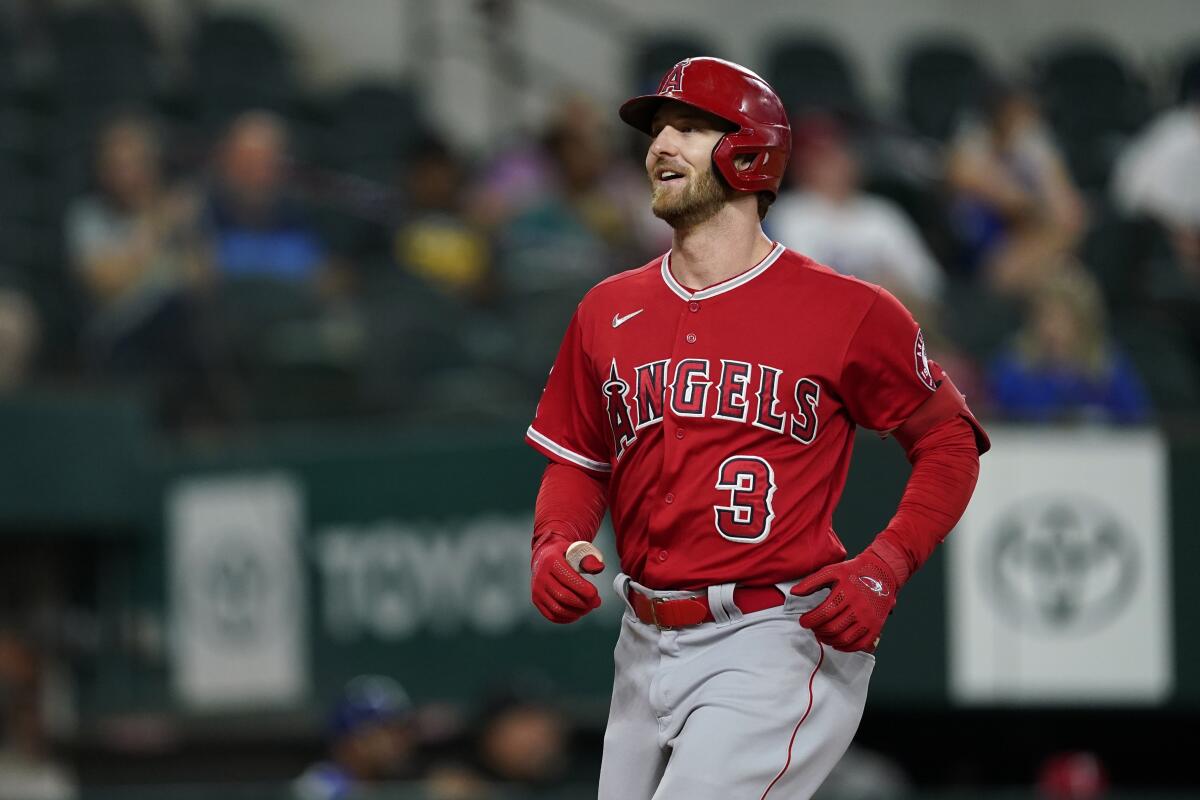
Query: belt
xmin=628 ymin=585 xmax=786 ymax=630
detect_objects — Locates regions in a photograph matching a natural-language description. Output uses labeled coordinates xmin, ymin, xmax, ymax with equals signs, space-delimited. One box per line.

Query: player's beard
xmin=650 ymin=162 xmax=731 ymax=229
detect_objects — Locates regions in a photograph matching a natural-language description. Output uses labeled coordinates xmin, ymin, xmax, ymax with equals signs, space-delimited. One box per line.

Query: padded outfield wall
xmin=2 ymin=395 xmax=1195 ymax=722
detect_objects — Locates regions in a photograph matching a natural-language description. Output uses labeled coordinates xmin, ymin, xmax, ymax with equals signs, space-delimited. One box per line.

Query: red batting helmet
xmin=620 ymin=57 xmax=791 ymax=198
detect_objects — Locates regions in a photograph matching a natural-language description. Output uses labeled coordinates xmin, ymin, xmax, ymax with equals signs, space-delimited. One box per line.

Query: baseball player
xmin=526 ymin=57 xmax=990 ymax=799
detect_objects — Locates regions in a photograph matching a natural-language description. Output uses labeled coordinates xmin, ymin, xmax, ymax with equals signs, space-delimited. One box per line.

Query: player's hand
xmin=791 ymin=549 xmax=898 ymax=653
xmin=531 ymin=534 xmax=604 ymax=624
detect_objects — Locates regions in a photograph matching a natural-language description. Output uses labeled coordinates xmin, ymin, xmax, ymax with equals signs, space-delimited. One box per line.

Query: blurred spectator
xmin=470 ymin=686 xmax=572 ymax=794
xmin=1037 ymin=750 xmax=1110 ymax=799
xmin=0 ymin=290 xmax=38 ymax=390
xmin=1111 ymin=75 xmax=1200 ymax=284
xmin=988 ymin=266 xmax=1150 ymax=424
xmin=424 ymin=762 xmax=492 ymax=800
xmin=392 ymin=136 xmax=492 ymax=300
xmin=770 ymin=114 xmax=945 ymax=311
xmin=64 ymin=113 xmax=204 ymax=371
xmin=0 ymin=632 xmax=76 ymax=800
xmin=293 ymin=675 xmax=421 ymax=800
xmin=201 ymin=111 xmax=334 ymax=289
xmin=946 ymin=81 xmax=1086 ymax=295
xmin=479 ymin=95 xmax=659 ymax=293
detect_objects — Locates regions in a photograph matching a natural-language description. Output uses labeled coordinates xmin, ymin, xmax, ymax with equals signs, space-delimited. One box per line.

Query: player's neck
xmin=668 ymin=205 xmax=773 ymax=291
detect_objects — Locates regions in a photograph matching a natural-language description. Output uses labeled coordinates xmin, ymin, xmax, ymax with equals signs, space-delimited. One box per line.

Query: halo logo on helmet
xmin=659 ymin=61 xmax=687 ymax=95
xmin=620 ymin=56 xmax=792 ymax=199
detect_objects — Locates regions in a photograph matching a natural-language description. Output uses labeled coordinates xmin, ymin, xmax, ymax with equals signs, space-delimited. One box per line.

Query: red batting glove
xmin=791 ymin=548 xmax=899 ymax=653
xmin=531 ymin=534 xmax=604 ymax=624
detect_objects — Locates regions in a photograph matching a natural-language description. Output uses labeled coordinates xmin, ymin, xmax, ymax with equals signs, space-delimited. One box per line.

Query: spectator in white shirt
xmin=770 ymin=115 xmax=945 ymax=310
xmin=1113 ymin=106 xmax=1200 ymax=229
xmin=1112 ymin=75 xmax=1200 ymax=280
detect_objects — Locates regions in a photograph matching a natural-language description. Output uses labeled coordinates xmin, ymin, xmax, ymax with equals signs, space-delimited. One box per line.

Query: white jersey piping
xmin=526 ymin=426 xmax=612 ymax=472
xmin=660 ymin=242 xmax=786 ymax=301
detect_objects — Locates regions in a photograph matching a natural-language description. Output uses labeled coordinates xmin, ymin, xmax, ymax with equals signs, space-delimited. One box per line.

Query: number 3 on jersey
xmin=714 ymin=455 xmax=777 ymax=543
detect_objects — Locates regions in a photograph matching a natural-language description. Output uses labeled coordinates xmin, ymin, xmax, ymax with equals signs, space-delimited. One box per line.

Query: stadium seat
xmin=0 ymin=221 xmax=40 ymax=275
xmin=40 ymin=126 xmax=95 ymax=222
xmin=766 ymin=34 xmax=863 ymax=117
xmin=321 ymin=81 xmax=426 ymax=177
xmin=52 ymin=4 xmax=153 ymax=51
xmin=1113 ymin=311 xmax=1200 ymax=414
xmin=406 ymin=364 xmax=538 ymax=425
xmin=941 ymin=278 xmax=1023 ymax=361
xmin=631 ymin=35 xmax=719 ymax=93
xmin=498 ymin=281 xmax=594 ymax=384
xmin=0 ymin=107 xmax=39 ymax=167
xmin=187 ymin=12 xmax=298 ymax=128
xmin=1080 ymin=207 xmax=1174 ymax=310
xmin=0 ymin=159 xmax=44 ymax=226
xmin=899 ymin=37 xmax=989 ymax=140
xmin=354 ymin=268 xmax=482 ymax=410
xmin=1034 ymin=38 xmax=1151 ymax=189
xmin=49 ymin=4 xmax=159 ymax=113
xmin=0 ymin=22 xmax=21 ymax=100
xmin=1176 ymin=44 xmax=1200 ymax=102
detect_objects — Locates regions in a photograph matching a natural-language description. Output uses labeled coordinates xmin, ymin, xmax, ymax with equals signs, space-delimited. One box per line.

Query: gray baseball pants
xmin=597 ymin=574 xmax=875 ymax=799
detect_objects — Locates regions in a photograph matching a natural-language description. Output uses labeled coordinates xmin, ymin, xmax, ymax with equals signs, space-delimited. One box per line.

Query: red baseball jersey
xmin=526 ymin=243 xmax=943 ymax=590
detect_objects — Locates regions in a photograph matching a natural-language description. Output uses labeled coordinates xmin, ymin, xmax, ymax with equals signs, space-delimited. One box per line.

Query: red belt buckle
xmin=646 ymin=597 xmax=668 ymax=630
xmin=648 ymin=597 xmax=679 ymax=630
xmin=634 ymin=593 xmax=710 ymax=629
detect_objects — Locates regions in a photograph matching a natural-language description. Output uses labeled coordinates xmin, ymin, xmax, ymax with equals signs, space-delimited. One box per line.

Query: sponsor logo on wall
xmin=945 ymin=429 xmax=1171 ymax=705
xmin=168 ymin=474 xmax=308 ymax=710
xmin=314 ymin=517 xmax=620 ymax=640
xmin=984 ymin=494 xmax=1139 ymax=636
xmin=949 ymin=428 xmax=1172 ymax=704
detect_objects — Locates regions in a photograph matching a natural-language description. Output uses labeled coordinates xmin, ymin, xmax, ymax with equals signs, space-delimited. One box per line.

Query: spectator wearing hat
xmin=293 ymin=675 xmax=420 ymax=800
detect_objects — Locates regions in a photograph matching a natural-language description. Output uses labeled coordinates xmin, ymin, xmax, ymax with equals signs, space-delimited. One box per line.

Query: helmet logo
xmin=659 ymin=60 xmax=689 ymax=95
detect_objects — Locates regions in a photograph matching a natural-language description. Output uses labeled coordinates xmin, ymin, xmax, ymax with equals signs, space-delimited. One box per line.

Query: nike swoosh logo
xmin=612 ymin=309 xmax=644 ymax=328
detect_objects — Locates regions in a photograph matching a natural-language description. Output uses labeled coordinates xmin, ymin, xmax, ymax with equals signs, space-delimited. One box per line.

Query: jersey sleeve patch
xmin=914 ymin=329 xmax=938 ymax=392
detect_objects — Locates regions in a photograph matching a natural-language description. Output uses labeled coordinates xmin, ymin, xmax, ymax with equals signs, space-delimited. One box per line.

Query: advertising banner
xmin=949 ymin=428 xmax=1172 ymax=704
xmin=168 ymin=474 xmax=309 ymax=710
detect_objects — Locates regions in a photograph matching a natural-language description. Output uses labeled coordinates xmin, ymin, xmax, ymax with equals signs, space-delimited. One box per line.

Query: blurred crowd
xmin=0 ymin=4 xmax=1198 ymax=431
xmin=0 ymin=631 xmax=1121 ymax=800
xmin=288 ymin=673 xmax=1117 ymax=800
xmin=291 ymin=674 xmax=590 ymax=800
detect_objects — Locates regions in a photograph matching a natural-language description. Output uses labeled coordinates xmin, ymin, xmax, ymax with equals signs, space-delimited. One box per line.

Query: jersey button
xmin=657 ymin=550 xmax=669 ymax=562
xmin=675 ymin=429 xmax=685 ymax=439
xmin=688 ymin=301 xmax=700 ymax=312
xmin=685 ymin=333 xmax=697 ymax=344
xmin=664 ymin=492 xmax=675 ymax=504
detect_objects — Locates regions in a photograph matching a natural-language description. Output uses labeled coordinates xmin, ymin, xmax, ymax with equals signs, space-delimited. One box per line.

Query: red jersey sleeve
xmin=526 ymin=310 xmax=612 ymax=474
xmin=839 ymin=288 xmax=941 ymax=433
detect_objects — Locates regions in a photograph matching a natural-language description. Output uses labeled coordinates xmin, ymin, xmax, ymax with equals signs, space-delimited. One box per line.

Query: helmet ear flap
xmin=713 ymin=131 xmax=781 ymax=196
xmin=710 ymin=133 xmax=739 ymax=190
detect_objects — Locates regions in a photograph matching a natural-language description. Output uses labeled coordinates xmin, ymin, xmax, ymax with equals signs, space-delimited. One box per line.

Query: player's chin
xmin=651 ymin=189 xmax=688 ymax=217
xmin=652 ymin=176 xmax=688 ymax=196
